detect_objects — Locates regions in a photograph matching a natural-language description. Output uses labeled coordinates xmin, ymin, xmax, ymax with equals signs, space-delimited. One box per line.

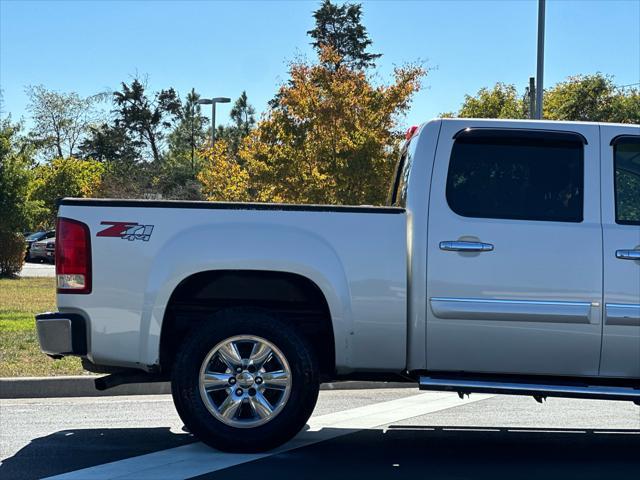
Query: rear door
xmin=599 ymin=126 xmax=640 ymax=378
xmin=426 ymin=122 xmax=602 ymax=376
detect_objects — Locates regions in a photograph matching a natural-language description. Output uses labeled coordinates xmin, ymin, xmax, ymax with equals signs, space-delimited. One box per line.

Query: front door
xmin=599 ymin=126 xmax=640 ymax=378
xmin=426 ymin=121 xmax=602 ymax=376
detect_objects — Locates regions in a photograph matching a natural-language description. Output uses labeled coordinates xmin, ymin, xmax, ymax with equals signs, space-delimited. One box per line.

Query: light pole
xmin=535 ymin=0 xmax=545 ymax=119
xmin=197 ymin=97 xmax=231 ymax=145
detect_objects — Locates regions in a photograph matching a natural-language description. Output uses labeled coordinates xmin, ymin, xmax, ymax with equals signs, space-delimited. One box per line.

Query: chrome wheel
xmin=198 ymin=335 xmax=292 ymax=428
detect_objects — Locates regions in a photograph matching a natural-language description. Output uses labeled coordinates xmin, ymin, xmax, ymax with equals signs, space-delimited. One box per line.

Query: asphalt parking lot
xmin=1 ymin=388 xmax=638 ymax=480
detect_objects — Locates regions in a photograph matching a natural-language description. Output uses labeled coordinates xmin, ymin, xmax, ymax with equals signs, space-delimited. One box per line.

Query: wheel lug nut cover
xmin=235 ymin=388 xmax=243 ymax=396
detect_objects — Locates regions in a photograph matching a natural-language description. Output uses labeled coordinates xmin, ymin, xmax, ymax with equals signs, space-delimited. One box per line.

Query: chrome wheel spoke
xmin=249 ymin=342 xmax=272 ymax=369
xmin=199 ymin=335 xmax=292 ymax=428
xmin=218 ymin=394 xmax=242 ymax=420
xmin=217 ymin=341 xmax=243 ymax=370
xmin=248 ymin=391 xmax=273 ymax=419
xmin=202 ymin=373 xmax=232 ymax=391
xmin=261 ymin=370 xmax=290 ymax=390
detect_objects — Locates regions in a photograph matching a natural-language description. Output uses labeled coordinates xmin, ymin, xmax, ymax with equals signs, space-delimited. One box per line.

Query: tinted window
xmin=446 ymin=132 xmax=584 ymax=222
xmin=614 ymin=137 xmax=640 ymax=225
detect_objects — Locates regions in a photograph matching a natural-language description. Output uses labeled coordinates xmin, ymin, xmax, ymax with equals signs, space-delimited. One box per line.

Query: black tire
xmin=171 ymin=308 xmax=319 ymax=452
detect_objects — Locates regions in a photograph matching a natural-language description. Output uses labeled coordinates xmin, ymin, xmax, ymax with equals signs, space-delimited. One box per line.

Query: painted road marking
xmin=45 ymin=392 xmax=493 ymax=480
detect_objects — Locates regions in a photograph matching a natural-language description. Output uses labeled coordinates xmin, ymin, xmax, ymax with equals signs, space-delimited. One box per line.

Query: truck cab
xmin=399 ymin=120 xmax=639 ymax=382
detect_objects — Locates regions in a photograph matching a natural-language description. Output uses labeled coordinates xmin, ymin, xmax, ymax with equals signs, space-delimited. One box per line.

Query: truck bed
xmin=56 ymin=198 xmax=408 ymax=373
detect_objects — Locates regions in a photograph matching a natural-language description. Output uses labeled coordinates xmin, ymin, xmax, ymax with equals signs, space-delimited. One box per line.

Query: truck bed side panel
xmin=56 ymin=203 xmax=407 ymax=373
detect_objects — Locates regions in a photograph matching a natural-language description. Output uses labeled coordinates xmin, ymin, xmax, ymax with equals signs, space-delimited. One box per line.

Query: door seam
xmin=597 ymin=123 xmax=605 ymax=376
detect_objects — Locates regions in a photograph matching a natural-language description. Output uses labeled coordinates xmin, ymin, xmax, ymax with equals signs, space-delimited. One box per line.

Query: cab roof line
xmin=453 ymin=127 xmax=588 ymax=145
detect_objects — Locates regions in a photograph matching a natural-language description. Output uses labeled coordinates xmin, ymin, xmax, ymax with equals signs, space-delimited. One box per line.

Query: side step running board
xmin=419 ymin=376 xmax=640 ymax=402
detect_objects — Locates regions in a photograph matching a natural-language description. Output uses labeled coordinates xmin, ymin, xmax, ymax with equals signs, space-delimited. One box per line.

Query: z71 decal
xmin=97 ymin=221 xmax=154 ymax=242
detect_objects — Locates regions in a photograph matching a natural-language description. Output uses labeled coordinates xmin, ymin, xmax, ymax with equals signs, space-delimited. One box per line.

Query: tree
xmin=236 ymin=2 xmax=424 ymax=205
xmin=240 ymin=47 xmax=425 ymax=205
xmin=79 ymin=122 xmax=142 ymax=164
xmin=195 ymin=92 xmax=256 ymax=201
xmin=442 ymin=83 xmax=526 ymax=119
xmin=544 ymin=74 xmax=639 ymax=123
xmin=197 ymin=140 xmax=250 ymax=202
xmin=113 ymin=78 xmax=181 ymax=163
xmin=0 ymin=118 xmax=39 ymax=232
xmin=216 ymin=91 xmax=256 ymax=158
xmin=100 ymin=160 xmax=156 ymax=200
xmin=80 ymin=123 xmax=150 ymax=199
xmin=231 ymin=91 xmax=256 ymax=136
xmin=308 ymin=0 xmax=381 ymax=70
xmin=445 ymin=73 xmax=639 ymax=123
xmin=611 ymin=89 xmax=640 ymax=124
xmin=31 ymin=157 xmax=105 ymax=226
xmin=0 ymin=118 xmax=43 ymax=275
xmin=154 ymin=89 xmax=209 ymax=199
xmin=26 ymin=85 xmax=106 ymax=158
xmin=165 ymin=89 xmax=208 ymax=176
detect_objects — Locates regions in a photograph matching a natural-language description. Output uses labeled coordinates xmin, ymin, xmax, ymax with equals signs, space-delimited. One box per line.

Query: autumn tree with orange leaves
xmin=236 ymin=47 xmax=425 ymax=205
xmin=198 ymin=140 xmax=250 ymax=202
xmin=198 ymin=1 xmax=426 ymax=205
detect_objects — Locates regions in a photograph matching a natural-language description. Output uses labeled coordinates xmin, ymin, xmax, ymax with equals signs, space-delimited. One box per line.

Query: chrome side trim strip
xmin=430 ymin=297 xmax=593 ymax=324
xmin=419 ymin=376 xmax=640 ymax=401
xmin=606 ymin=304 xmax=640 ymax=327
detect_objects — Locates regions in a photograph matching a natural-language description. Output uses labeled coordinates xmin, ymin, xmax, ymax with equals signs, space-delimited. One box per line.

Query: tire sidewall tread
xmin=171 ymin=307 xmax=319 ymax=452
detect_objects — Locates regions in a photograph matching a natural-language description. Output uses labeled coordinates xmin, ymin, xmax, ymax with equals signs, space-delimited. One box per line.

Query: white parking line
xmin=45 ymin=392 xmax=492 ymax=480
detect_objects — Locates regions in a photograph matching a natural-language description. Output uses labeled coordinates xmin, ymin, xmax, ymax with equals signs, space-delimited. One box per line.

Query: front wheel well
xmin=159 ymin=270 xmax=335 ymax=379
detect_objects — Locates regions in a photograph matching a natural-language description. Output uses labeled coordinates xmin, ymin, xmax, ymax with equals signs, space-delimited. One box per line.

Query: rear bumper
xmin=35 ymin=312 xmax=87 ymax=357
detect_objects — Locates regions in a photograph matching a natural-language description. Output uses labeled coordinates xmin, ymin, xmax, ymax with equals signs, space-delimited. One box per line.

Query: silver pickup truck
xmin=37 ymin=118 xmax=639 ymax=452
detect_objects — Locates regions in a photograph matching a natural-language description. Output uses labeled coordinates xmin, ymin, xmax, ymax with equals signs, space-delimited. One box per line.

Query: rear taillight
xmin=56 ymin=217 xmax=92 ymax=294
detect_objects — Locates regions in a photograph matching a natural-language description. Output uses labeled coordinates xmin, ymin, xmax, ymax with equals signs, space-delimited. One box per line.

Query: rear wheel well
xmin=160 ymin=270 xmax=335 ymax=380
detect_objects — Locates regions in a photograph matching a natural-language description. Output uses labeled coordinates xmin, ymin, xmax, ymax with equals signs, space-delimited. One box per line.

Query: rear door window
xmin=613 ymin=136 xmax=640 ymax=225
xmin=446 ymin=130 xmax=584 ymax=222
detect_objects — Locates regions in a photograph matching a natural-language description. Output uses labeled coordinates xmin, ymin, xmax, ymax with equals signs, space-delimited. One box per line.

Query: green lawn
xmin=0 ymin=277 xmax=84 ymax=376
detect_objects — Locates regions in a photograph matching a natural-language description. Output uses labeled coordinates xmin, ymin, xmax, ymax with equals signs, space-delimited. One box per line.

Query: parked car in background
xmin=30 ymin=237 xmax=56 ymax=263
xmin=25 ymin=231 xmax=55 ymax=260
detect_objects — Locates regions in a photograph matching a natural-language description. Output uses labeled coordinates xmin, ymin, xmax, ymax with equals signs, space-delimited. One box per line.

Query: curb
xmin=0 ymin=376 xmax=415 ymax=399
xmin=0 ymin=376 xmax=171 ymax=399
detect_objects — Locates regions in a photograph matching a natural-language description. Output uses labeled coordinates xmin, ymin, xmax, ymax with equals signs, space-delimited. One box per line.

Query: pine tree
xmin=167 ymin=89 xmax=208 ymax=175
xmin=216 ymin=91 xmax=256 ymax=158
xmin=307 ymin=0 xmax=381 ymax=70
xmin=113 ymin=79 xmax=181 ymax=163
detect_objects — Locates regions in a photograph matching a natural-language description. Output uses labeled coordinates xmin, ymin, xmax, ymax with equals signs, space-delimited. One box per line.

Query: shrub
xmin=0 ymin=231 xmax=26 ymax=278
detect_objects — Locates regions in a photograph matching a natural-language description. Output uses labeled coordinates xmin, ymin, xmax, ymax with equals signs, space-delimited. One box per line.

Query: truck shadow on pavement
xmin=196 ymin=426 xmax=640 ymax=480
xmin=0 ymin=427 xmax=195 ymax=480
xmin=2 ymin=426 xmax=639 ymax=480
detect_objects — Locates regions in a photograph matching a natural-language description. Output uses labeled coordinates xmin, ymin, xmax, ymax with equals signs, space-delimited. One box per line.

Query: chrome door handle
xmin=616 ymin=249 xmax=640 ymax=260
xmin=439 ymin=241 xmax=494 ymax=252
